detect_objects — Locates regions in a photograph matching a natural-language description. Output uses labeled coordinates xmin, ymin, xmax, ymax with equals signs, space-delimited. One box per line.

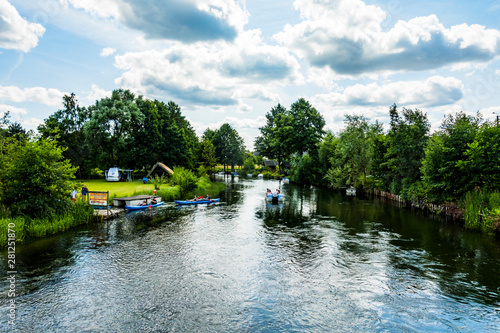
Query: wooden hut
xmin=263 ymin=160 xmax=278 ymax=172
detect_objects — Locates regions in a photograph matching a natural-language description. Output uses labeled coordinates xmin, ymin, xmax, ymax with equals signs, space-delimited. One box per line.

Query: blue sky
xmin=1 ymin=0 xmax=500 ymax=149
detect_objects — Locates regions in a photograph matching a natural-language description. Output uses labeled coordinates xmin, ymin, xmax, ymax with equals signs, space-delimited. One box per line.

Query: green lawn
xmin=77 ymin=179 xmax=156 ymax=198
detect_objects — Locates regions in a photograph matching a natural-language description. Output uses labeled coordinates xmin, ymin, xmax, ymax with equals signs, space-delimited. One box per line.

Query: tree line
xmin=255 ymin=102 xmax=500 ymax=233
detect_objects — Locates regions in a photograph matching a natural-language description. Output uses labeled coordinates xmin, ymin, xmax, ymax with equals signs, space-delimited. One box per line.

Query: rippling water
xmin=2 ymin=178 xmax=500 ymax=332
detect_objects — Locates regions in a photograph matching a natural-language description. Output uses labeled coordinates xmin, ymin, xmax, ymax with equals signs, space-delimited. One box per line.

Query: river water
xmin=1 ymin=178 xmax=500 ymax=332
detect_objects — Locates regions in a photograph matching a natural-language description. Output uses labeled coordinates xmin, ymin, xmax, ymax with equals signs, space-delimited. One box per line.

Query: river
xmin=1 ymin=177 xmax=500 ymax=332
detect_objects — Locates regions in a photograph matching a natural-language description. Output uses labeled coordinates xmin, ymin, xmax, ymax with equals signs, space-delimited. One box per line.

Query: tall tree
xmin=289 ymin=98 xmax=325 ymax=156
xmin=458 ymin=123 xmax=500 ymax=191
xmin=421 ymin=112 xmax=483 ymax=202
xmin=38 ymin=93 xmax=91 ymax=177
xmin=326 ymin=115 xmax=381 ymax=188
xmin=385 ymin=105 xmax=430 ymax=193
xmin=213 ymin=123 xmax=245 ymax=172
xmin=254 ymin=103 xmax=293 ymax=173
xmin=84 ymin=89 xmax=143 ymax=170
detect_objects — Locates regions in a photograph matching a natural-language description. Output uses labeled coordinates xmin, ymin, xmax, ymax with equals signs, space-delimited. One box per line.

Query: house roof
xmin=263 ymin=160 xmax=277 ymax=166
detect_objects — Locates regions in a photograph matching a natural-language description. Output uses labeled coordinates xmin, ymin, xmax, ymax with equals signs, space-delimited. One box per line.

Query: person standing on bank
xmin=81 ymin=184 xmax=88 ymax=200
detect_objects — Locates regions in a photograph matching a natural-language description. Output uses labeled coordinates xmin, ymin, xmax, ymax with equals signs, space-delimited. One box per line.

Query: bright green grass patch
xmin=77 ymin=179 xmax=156 ymax=198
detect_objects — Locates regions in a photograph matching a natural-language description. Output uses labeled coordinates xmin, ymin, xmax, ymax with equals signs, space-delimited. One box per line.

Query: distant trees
xmin=205 ymin=123 xmax=245 ymax=172
xmin=255 ymin=98 xmax=325 ymax=176
xmin=39 ymin=90 xmax=199 ymax=175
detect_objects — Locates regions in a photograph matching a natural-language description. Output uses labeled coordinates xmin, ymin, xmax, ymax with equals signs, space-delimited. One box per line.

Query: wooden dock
xmin=113 ymin=195 xmax=161 ymax=207
xmin=94 ymin=208 xmax=124 ymax=220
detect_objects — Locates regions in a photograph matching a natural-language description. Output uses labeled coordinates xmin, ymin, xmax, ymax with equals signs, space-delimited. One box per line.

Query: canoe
xmin=175 ymin=198 xmax=221 ymax=205
xmin=125 ymin=201 xmax=165 ymax=210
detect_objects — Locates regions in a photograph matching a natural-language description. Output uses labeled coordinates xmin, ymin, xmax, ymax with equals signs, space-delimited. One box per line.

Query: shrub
xmin=170 ymin=167 xmax=197 ymax=197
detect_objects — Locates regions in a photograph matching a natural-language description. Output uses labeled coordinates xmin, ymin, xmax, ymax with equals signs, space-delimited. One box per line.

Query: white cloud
xmin=82 ymin=84 xmax=112 ymax=104
xmin=114 ymin=30 xmax=301 ymax=107
xmin=275 ymin=0 xmax=500 ymax=77
xmin=100 ymin=47 xmax=116 ymax=57
xmin=0 ymin=104 xmax=27 ymax=115
xmin=0 ymin=85 xmax=66 ymax=106
xmin=0 ymin=0 xmax=45 ymax=52
xmin=314 ymin=76 xmax=464 ymax=108
xmin=66 ymin=0 xmax=247 ymax=43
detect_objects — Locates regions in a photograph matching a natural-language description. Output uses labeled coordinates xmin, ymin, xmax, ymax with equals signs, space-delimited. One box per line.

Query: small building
xmin=263 ymin=160 xmax=278 ymax=172
xmin=146 ymin=162 xmax=174 ymax=180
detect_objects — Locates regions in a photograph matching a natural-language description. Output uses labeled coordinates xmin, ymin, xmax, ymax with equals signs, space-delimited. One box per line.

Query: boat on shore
xmin=175 ymin=198 xmax=221 ymax=205
xmin=125 ymin=201 xmax=165 ymax=210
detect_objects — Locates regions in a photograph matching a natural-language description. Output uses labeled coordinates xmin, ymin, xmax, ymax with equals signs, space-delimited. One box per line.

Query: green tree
xmin=254 ymin=103 xmax=293 ymax=174
xmin=84 ymin=89 xmax=143 ymax=170
xmin=385 ymin=105 xmax=430 ymax=193
xmin=200 ymin=138 xmax=217 ymax=172
xmin=421 ymin=112 xmax=482 ymax=202
xmin=38 ymin=93 xmax=91 ymax=177
xmin=289 ymin=98 xmax=325 ymax=156
xmin=0 ymin=137 xmax=77 ymax=217
xmin=213 ymin=123 xmax=245 ymax=172
xmin=326 ymin=115 xmax=381 ymax=188
xmin=459 ymin=124 xmax=500 ymax=191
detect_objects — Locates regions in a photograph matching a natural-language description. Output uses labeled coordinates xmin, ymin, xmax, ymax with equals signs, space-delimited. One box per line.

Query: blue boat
xmin=125 ymin=201 xmax=165 ymax=210
xmin=265 ymin=193 xmax=285 ymax=202
xmin=174 ymin=198 xmax=220 ymax=205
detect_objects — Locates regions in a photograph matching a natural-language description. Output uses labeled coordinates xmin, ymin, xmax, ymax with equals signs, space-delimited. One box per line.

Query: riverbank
xmin=365 ymin=188 xmax=500 ymax=236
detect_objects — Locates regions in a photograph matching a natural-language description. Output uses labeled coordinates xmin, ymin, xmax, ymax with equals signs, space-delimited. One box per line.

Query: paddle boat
xmin=125 ymin=201 xmax=165 ymax=210
xmin=265 ymin=192 xmax=285 ymax=203
xmin=283 ymin=177 xmax=290 ymax=184
xmin=346 ymin=187 xmax=356 ymax=196
xmin=174 ymin=198 xmax=221 ymax=205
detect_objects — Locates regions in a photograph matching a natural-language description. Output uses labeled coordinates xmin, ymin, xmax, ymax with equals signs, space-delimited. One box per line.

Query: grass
xmin=77 ymin=179 xmax=156 ymax=198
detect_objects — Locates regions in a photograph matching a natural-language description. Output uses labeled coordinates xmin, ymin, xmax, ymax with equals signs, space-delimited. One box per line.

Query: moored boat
xmin=174 ymin=198 xmax=221 ymax=205
xmin=125 ymin=201 xmax=165 ymax=210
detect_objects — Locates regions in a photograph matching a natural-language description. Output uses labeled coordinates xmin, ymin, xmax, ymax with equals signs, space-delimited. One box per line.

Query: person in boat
xmin=276 ymin=189 xmax=281 ymax=194
xmin=190 ymin=195 xmax=199 ymax=202
xmin=140 ymin=200 xmax=147 ymax=206
xmin=266 ymin=188 xmax=272 ymax=195
xmin=206 ymin=194 xmax=210 ymax=200
xmin=150 ymin=196 xmax=157 ymax=205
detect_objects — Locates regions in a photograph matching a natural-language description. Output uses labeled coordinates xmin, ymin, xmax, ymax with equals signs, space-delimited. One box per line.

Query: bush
xmin=0 ymin=137 xmax=77 ymax=218
xmin=170 ymin=167 xmax=198 ymax=197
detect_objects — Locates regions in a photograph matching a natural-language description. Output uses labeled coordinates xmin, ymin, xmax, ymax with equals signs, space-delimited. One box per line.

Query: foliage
xmin=254 ymin=104 xmax=293 ymax=173
xmin=212 ymin=123 xmax=246 ymax=171
xmin=200 ymin=138 xmax=217 ymax=171
xmin=289 ymin=98 xmax=326 ymax=156
xmin=289 ymin=153 xmax=321 ymax=185
xmin=385 ymin=105 xmax=430 ymax=193
xmin=242 ymin=155 xmax=256 ymax=174
xmin=421 ymin=112 xmax=482 ymax=202
xmin=151 ymin=174 xmax=168 ymax=190
xmin=458 ymin=124 xmax=500 ymax=192
xmin=326 ymin=115 xmax=381 ymax=189
xmin=170 ymin=166 xmax=198 ymax=197
xmin=0 ymin=136 xmax=77 ymax=218
xmin=38 ymin=93 xmax=91 ymax=177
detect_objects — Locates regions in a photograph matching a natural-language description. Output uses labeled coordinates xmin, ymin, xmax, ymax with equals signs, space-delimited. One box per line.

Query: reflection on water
xmin=1 ymin=178 xmax=500 ymax=332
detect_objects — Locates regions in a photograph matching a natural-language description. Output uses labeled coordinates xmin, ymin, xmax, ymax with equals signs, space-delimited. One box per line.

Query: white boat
xmin=248 ymin=174 xmax=253 ymax=178
xmin=283 ymin=178 xmax=290 ymax=184
xmin=346 ymin=187 xmax=356 ymax=195
xmin=257 ymin=173 xmax=264 ymax=179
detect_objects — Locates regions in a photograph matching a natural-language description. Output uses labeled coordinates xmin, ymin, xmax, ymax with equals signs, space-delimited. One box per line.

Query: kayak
xmin=125 ymin=201 xmax=165 ymax=210
xmin=175 ymin=198 xmax=220 ymax=205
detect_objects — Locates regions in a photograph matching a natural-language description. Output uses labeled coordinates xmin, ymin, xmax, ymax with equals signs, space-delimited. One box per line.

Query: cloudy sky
xmin=1 ymin=0 xmax=500 ymax=149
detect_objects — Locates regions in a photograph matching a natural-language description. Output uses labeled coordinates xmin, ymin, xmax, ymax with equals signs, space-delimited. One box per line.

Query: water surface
xmin=1 ymin=178 xmax=500 ymax=332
